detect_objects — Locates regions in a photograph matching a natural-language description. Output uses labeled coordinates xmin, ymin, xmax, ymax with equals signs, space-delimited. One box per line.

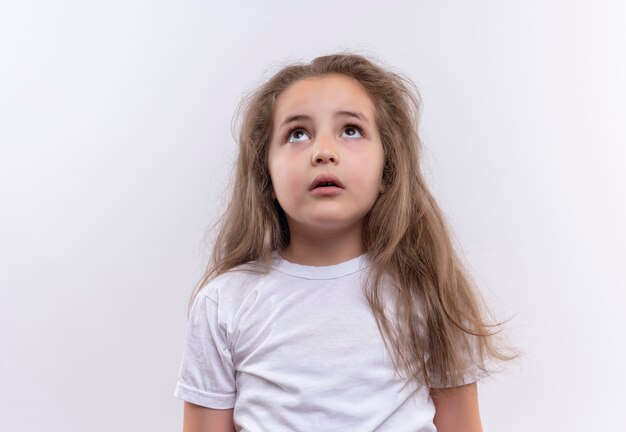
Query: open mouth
xmin=315 ymin=181 xmax=339 ymax=188
xmin=309 ymin=174 xmax=345 ymax=191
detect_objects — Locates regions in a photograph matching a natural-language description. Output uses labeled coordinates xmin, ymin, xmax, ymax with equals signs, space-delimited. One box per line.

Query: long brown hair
xmin=193 ymin=52 xmax=514 ymax=388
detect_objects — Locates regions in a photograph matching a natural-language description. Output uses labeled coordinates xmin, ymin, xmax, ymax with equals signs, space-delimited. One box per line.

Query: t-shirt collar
xmin=271 ymin=251 xmax=370 ymax=280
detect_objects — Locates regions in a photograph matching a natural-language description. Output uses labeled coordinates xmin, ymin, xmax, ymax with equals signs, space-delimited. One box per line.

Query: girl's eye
xmin=342 ymin=125 xmax=363 ymax=139
xmin=286 ymin=128 xmax=310 ymax=143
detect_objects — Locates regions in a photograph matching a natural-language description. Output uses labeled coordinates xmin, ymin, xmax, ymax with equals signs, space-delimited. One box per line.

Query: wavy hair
xmin=192 ymin=53 xmax=514 ymax=388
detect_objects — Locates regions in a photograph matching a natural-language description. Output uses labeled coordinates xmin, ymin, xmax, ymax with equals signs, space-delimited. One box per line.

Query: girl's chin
xmin=287 ymin=215 xmax=367 ymax=234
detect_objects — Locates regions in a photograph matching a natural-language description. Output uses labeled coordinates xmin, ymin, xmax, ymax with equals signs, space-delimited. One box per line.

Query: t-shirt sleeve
xmin=427 ymin=332 xmax=491 ymax=389
xmin=173 ymin=290 xmax=236 ymax=408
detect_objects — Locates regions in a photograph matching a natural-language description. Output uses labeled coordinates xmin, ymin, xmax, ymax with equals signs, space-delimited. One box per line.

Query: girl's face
xmin=268 ymin=73 xmax=385 ymax=237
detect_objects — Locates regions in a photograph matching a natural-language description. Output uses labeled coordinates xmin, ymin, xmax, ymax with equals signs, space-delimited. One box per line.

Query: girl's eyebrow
xmin=279 ymin=110 xmax=370 ymax=128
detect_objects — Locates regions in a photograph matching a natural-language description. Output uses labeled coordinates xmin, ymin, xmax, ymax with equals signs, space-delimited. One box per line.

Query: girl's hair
xmin=193 ymin=52 xmax=514 ymax=388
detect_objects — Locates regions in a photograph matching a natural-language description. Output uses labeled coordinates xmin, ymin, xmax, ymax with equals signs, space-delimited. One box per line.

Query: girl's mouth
xmin=309 ymin=173 xmax=345 ymax=191
xmin=310 ymin=184 xmax=343 ymax=197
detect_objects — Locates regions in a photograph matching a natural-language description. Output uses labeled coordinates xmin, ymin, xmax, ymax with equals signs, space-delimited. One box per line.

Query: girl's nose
xmin=311 ymin=136 xmax=339 ymax=165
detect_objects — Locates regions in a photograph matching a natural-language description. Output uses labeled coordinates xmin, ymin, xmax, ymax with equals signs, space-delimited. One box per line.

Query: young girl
xmin=174 ymin=53 xmax=511 ymax=431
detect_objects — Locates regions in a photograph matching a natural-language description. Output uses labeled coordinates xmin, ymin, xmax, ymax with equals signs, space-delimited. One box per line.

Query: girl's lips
xmin=309 ymin=173 xmax=345 ymax=190
xmin=310 ymin=186 xmax=343 ymax=196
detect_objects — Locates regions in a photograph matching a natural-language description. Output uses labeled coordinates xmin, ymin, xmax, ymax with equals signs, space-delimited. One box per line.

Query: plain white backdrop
xmin=1 ymin=1 xmax=624 ymax=430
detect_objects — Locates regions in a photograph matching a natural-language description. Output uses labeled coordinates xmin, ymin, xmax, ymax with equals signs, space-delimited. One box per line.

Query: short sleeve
xmin=427 ymin=332 xmax=491 ymax=389
xmin=173 ymin=291 xmax=237 ymax=408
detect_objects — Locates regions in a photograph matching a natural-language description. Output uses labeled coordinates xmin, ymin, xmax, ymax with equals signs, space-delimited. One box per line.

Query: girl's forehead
xmin=273 ymin=74 xmax=376 ymax=123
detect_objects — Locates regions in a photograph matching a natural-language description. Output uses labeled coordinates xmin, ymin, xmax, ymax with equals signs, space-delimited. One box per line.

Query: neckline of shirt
xmin=272 ymin=251 xmax=371 ymax=280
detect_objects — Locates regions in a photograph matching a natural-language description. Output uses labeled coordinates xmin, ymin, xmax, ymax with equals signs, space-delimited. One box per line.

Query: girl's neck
xmin=280 ymin=223 xmax=365 ymax=266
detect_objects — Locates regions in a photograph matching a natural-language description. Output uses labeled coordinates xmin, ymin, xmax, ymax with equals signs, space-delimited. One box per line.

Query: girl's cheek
xmin=286 ymin=181 xmax=303 ymax=201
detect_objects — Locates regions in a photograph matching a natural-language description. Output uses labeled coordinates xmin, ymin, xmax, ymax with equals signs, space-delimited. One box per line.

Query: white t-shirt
xmin=174 ymin=253 xmax=477 ymax=431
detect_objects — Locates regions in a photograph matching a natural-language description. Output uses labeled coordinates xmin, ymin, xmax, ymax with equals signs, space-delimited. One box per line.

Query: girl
xmin=174 ymin=53 xmax=512 ymax=431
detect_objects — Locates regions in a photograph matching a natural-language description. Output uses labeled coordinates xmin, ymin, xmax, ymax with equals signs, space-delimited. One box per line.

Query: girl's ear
xmin=271 ymin=189 xmax=276 ymax=199
xmin=379 ymin=183 xmax=386 ymax=194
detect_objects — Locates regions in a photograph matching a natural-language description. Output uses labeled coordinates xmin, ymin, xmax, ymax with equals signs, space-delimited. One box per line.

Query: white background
xmin=1 ymin=1 xmax=624 ymax=431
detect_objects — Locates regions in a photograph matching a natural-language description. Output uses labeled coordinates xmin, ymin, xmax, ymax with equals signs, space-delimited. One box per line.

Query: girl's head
xmin=268 ymin=73 xmax=385 ymax=247
xmin=232 ymin=53 xmax=424 ymax=259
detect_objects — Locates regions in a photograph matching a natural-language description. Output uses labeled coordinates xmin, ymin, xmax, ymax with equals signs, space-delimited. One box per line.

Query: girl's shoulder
xmin=195 ymin=259 xmax=273 ymax=307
